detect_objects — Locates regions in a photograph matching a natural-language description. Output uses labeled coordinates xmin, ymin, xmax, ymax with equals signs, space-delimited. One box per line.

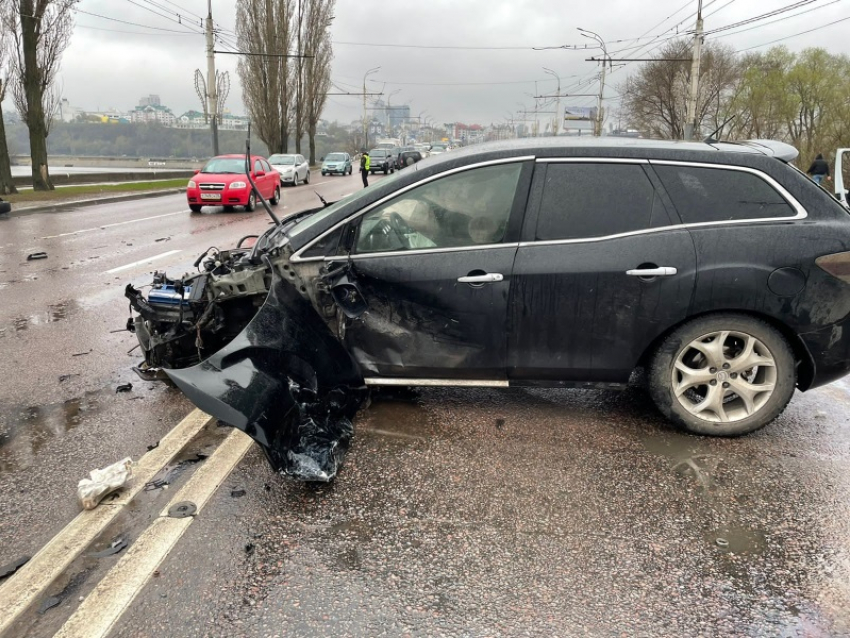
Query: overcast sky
xmin=57 ymin=0 xmax=850 ymax=127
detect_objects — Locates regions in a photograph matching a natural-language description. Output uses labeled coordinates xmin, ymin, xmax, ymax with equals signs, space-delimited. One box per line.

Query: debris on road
xmin=116 ymin=382 xmax=133 ymax=393
xmin=155 ymin=237 xmax=171 ymax=242
xmin=230 ymin=489 xmax=246 ymax=498
xmin=77 ymin=457 xmax=134 ymax=510
xmin=26 ymin=252 xmax=48 ymax=261
xmin=90 ymin=537 xmax=128 ymax=558
xmin=71 ymin=350 xmax=92 ymax=357
xmin=0 ymin=555 xmax=31 ymax=580
xmin=147 ymin=441 xmax=159 ymax=451
xmin=143 ymin=453 xmax=207 ymax=491
xmin=167 ymin=501 xmax=197 ymax=518
xmin=37 ymin=596 xmax=61 ymax=614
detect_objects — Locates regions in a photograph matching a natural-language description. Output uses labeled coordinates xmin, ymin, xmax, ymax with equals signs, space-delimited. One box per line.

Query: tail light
xmin=816 ymin=252 xmax=850 ymax=283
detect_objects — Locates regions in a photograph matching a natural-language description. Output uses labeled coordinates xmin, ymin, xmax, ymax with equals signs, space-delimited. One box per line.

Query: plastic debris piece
xmin=38 ymin=596 xmax=61 ymax=614
xmin=0 ymin=555 xmax=31 ymax=579
xmin=71 ymin=350 xmax=91 ymax=357
xmin=116 ymin=383 xmax=133 ymax=393
xmin=154 ymin=237 xmax=170 ymax=242
xmin=27 ymin=252 xmax=48 ymax=261
xmin=77 ymin=457 xmax=134 ymax=510
xmin=58 ymin=374 xmax=73 ymax=383
xmin=147 ymin=441 xmax=160 ymax=451
xmin=230 ymin=489 xmax=246 ymax=498
xmin=167 ymin=501 xmax=196 ymax=518
xmin=90 ymin=537 xmax=128 ymax=558
xmin=716 ymin=537 xmax=729 ymax=547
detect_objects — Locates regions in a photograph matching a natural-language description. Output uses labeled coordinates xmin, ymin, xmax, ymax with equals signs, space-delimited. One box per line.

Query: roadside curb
xmin=9 ymin=188 xmax=187 ymax=216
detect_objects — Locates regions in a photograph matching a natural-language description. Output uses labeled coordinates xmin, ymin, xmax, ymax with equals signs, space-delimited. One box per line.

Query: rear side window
xmin=535 ymin=163 xmax=668 ymax=240
xmin=654 ymin=165 xmax=794 ymax=223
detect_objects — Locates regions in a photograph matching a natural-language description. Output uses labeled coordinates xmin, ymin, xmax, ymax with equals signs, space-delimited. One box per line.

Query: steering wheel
xmin=368 ymin=212 xmax=411 ymax=250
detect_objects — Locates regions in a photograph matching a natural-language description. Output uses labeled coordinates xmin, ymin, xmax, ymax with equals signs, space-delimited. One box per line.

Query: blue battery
xmin=148 ymin=285 xmax=192 ymax=306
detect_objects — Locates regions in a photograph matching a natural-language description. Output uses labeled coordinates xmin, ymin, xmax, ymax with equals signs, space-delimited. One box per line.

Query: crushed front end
xmin=124 ymin=221 xmax=367 ymax=482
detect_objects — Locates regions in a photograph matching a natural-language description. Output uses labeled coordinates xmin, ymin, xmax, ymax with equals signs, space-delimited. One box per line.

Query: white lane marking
xmin=41 ymin=210 xmax=187 ymax=239
xmin=104 ymin=250 xmax=182 ymax=274
xmin=0 ymin=410 xmax=213 ymax=636
xmin=55 ymin=429 xmax=254 ymax=638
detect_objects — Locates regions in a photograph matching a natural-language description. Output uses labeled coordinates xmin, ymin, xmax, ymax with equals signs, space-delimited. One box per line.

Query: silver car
xmin=268 ymin=153 xmax=310 ymax=186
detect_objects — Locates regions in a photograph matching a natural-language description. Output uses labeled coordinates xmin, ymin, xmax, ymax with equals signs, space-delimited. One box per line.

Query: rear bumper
xmin=798 ymin=315 xmax=850 ymax=390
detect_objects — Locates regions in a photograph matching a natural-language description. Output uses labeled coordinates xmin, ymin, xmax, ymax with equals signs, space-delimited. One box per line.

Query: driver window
xmin=355 ymin=162 xmax=522 ymax=254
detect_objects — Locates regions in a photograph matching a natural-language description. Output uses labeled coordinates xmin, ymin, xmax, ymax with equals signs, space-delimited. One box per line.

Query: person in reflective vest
xmin=360 ymin=151 xmax=370 ymax=188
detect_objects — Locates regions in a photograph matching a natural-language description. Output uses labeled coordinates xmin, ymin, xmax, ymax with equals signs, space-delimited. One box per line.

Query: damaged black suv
xmin=126 ymin=137 xmax=850 ymax=479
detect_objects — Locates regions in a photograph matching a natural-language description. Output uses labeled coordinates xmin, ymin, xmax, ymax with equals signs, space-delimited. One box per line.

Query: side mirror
xmin=194 ymin=169 xmax=200 ymax=174
xmin=255 ymin=170 xmax=266 ymax=177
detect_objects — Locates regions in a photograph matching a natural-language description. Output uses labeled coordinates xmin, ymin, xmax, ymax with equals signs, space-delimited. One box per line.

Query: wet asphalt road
xmin=2 ymin=171 xmax=850 ymax=637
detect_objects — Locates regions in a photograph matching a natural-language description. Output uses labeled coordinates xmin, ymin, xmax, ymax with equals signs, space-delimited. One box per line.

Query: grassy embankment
xmin=3 ymin=178 xmax=188 ymax=204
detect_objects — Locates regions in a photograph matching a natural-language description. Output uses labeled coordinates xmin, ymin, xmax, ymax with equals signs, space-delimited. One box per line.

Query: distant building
xmin=132 ymin=103 xmax=176 ymax=126
xmin=175 ymin=110 xmax=249 ymax=131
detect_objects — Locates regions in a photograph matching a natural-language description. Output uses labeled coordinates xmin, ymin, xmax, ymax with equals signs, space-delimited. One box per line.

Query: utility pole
xmin=543 ymin=68 xmax=560 ymax=136
xmin=578 ymin=28 xmax=609 ymax=137
xmin=363 ymin=67 xmax=380 ymax=149
xmin=205 ymin=0 xmax=219 ymax=156
xmin=685 ymin=0 xmax=704 ymax=141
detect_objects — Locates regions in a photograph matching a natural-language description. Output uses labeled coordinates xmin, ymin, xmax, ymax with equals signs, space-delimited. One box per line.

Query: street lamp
xmin=543 ymin=67 xmax=560 ymax=136
xmin=362 ymin=66 xmax=380 ymax=148
xmin=578 ymin=28 xmax=608 ymax=137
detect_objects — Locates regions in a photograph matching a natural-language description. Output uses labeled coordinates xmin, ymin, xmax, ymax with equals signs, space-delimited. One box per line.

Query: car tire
xmin=189 ymin=204 xmax=202 ymax=213
xmin=304 ymin=171 xmax=310 ymax=185
xmin=649 ymin=313 xmax=796 ymax=437
xmin=245 ymin=193 xmax=256 ymax=212
xmin=270 ymin=186 xmax=280 ymax=206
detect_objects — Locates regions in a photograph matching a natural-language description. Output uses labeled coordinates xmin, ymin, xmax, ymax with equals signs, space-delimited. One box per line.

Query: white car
xmin=268 ymin=153 xmax=310 ymax=186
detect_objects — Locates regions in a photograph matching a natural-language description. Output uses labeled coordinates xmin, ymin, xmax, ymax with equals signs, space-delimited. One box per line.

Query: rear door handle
xmin=458 ymin=273 xmax=504 ymax=284
xmin=626 ymin=267 xmax=678 ymax=277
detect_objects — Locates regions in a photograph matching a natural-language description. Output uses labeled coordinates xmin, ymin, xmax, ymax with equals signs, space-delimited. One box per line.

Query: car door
xmin=260 ymin=159 xmax=274 ymax=197
xmin=253 ymin=159 xmax=268 ymax=198
xmin=508 ymin=159 xmax=697 ymax=384
xmin=298 ymin=155 xmax=307 ymax=181
xmin=337 ymin=160 xmax=533 ymax=380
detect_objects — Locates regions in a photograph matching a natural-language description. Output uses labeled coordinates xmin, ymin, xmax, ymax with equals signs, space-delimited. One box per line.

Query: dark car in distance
xmin=398 ymin=149 xmax=423 ymax=168
xmin=369 ymin=149 xmax=396 ymax=174
xmin=128 ymin=137 xmax=850 ymax=477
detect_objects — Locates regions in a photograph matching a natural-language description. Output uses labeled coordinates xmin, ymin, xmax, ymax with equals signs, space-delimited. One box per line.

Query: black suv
xmin=368 ymin=149 xmax=395 ymax=174
xmin=129 ymin=137 xmax=850 ymax=476
xmin=398 ymin=149 xmax=423 ymax=169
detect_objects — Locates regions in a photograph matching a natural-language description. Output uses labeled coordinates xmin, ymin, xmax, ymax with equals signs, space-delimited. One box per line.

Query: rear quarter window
xmin=654 ymin=164 xmax=795 ymax=223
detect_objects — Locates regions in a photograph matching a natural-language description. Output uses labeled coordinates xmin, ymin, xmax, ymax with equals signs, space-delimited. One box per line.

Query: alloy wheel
xmin=672 ymin=330 xmax=777 ymax=423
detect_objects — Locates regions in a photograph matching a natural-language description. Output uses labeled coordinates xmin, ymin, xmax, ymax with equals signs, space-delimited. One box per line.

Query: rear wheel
xmin=270 ymin=186 xmax=280 ymax=206
xmin=244 ymin=193 xmax=256 ymax=212
xmin=649 ymin=314 xmax=796 ymax=436
xmin=189 ymin=204 xmax=202 ymax=213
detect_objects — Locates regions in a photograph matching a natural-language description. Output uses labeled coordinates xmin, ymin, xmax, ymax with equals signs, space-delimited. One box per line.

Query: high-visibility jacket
xmin=361 ymin=154 xmax=370 ymax=171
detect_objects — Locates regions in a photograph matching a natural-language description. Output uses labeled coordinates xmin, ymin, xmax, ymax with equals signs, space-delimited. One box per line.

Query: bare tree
xmin=4 ymin=0 xmax=78 ymax=191
xmin=0 ymin=17 xmax=18 ymax=195
xmin=302 ymin=0 xmax=333 ymax=165
xmin=620 ymin=40 xmax=740 ymax=140
xmin=236 ymin=0 xmax=294 ymax=154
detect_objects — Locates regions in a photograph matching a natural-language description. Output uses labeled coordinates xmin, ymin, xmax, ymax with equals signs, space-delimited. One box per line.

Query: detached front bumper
xmin=165 ymin=271 xmax=366 ymax=480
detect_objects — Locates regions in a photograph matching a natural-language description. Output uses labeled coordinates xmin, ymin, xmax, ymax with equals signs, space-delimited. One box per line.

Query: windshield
xmin=269 ymin=155 xmax=296 ymax=165
xmin=371 ymin=150 xmax=388 ymax=158
xmin=325 ymin=153 xmax=346 ymax=161
xmin=201 ymin=158 xmax=247 ymax=174
xmin=288 ymin=170 xmax=407 ymax=239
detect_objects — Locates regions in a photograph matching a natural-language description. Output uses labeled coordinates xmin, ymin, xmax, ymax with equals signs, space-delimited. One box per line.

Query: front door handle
xmin=458 ymin=273 xmax=504 ymax=284
xmin=626 ymin=267 xmax=678 ymax=277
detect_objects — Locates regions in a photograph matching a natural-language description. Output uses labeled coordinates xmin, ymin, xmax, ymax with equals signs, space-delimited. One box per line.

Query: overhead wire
xmin=74 ymin=8 xmax=204 ymax=33
xmin=735 ymin=12 xmax=850 ymax=52
xmin=714 ymin=0 xmax=842 ymax=39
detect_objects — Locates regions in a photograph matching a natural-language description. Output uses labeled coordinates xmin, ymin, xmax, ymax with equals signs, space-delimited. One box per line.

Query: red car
xmin=187 ymin=154 xmax=281 ymax=213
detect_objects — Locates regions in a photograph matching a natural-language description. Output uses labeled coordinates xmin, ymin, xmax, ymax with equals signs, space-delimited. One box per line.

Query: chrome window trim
xmin=341 ymin=242 xmax=520 ymax=262
xmin=289 ymin=156 xmax=534 ymax=263
xmin=364 ymin=377 xmax=508 ymax=388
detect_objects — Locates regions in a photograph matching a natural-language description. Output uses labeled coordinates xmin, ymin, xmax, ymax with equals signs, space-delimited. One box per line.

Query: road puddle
xmin=9 ymin=300 xmax=77 ymax=333
xmin=0 ymin=388 xmax=110 ymax=472
xmin=359 ymin=395 xmax=432 ymax=443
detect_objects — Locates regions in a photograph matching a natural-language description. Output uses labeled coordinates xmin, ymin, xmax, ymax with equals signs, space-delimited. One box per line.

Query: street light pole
xmin=579 ymin=28 xmax=608 ymax=137
xmin=363 ymin=67 xmax=380 ymax=149
xmin=205 ymin=0 xmax=219 ymax=155
xmin=386 ymin=89 xmax=401 ymax=137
